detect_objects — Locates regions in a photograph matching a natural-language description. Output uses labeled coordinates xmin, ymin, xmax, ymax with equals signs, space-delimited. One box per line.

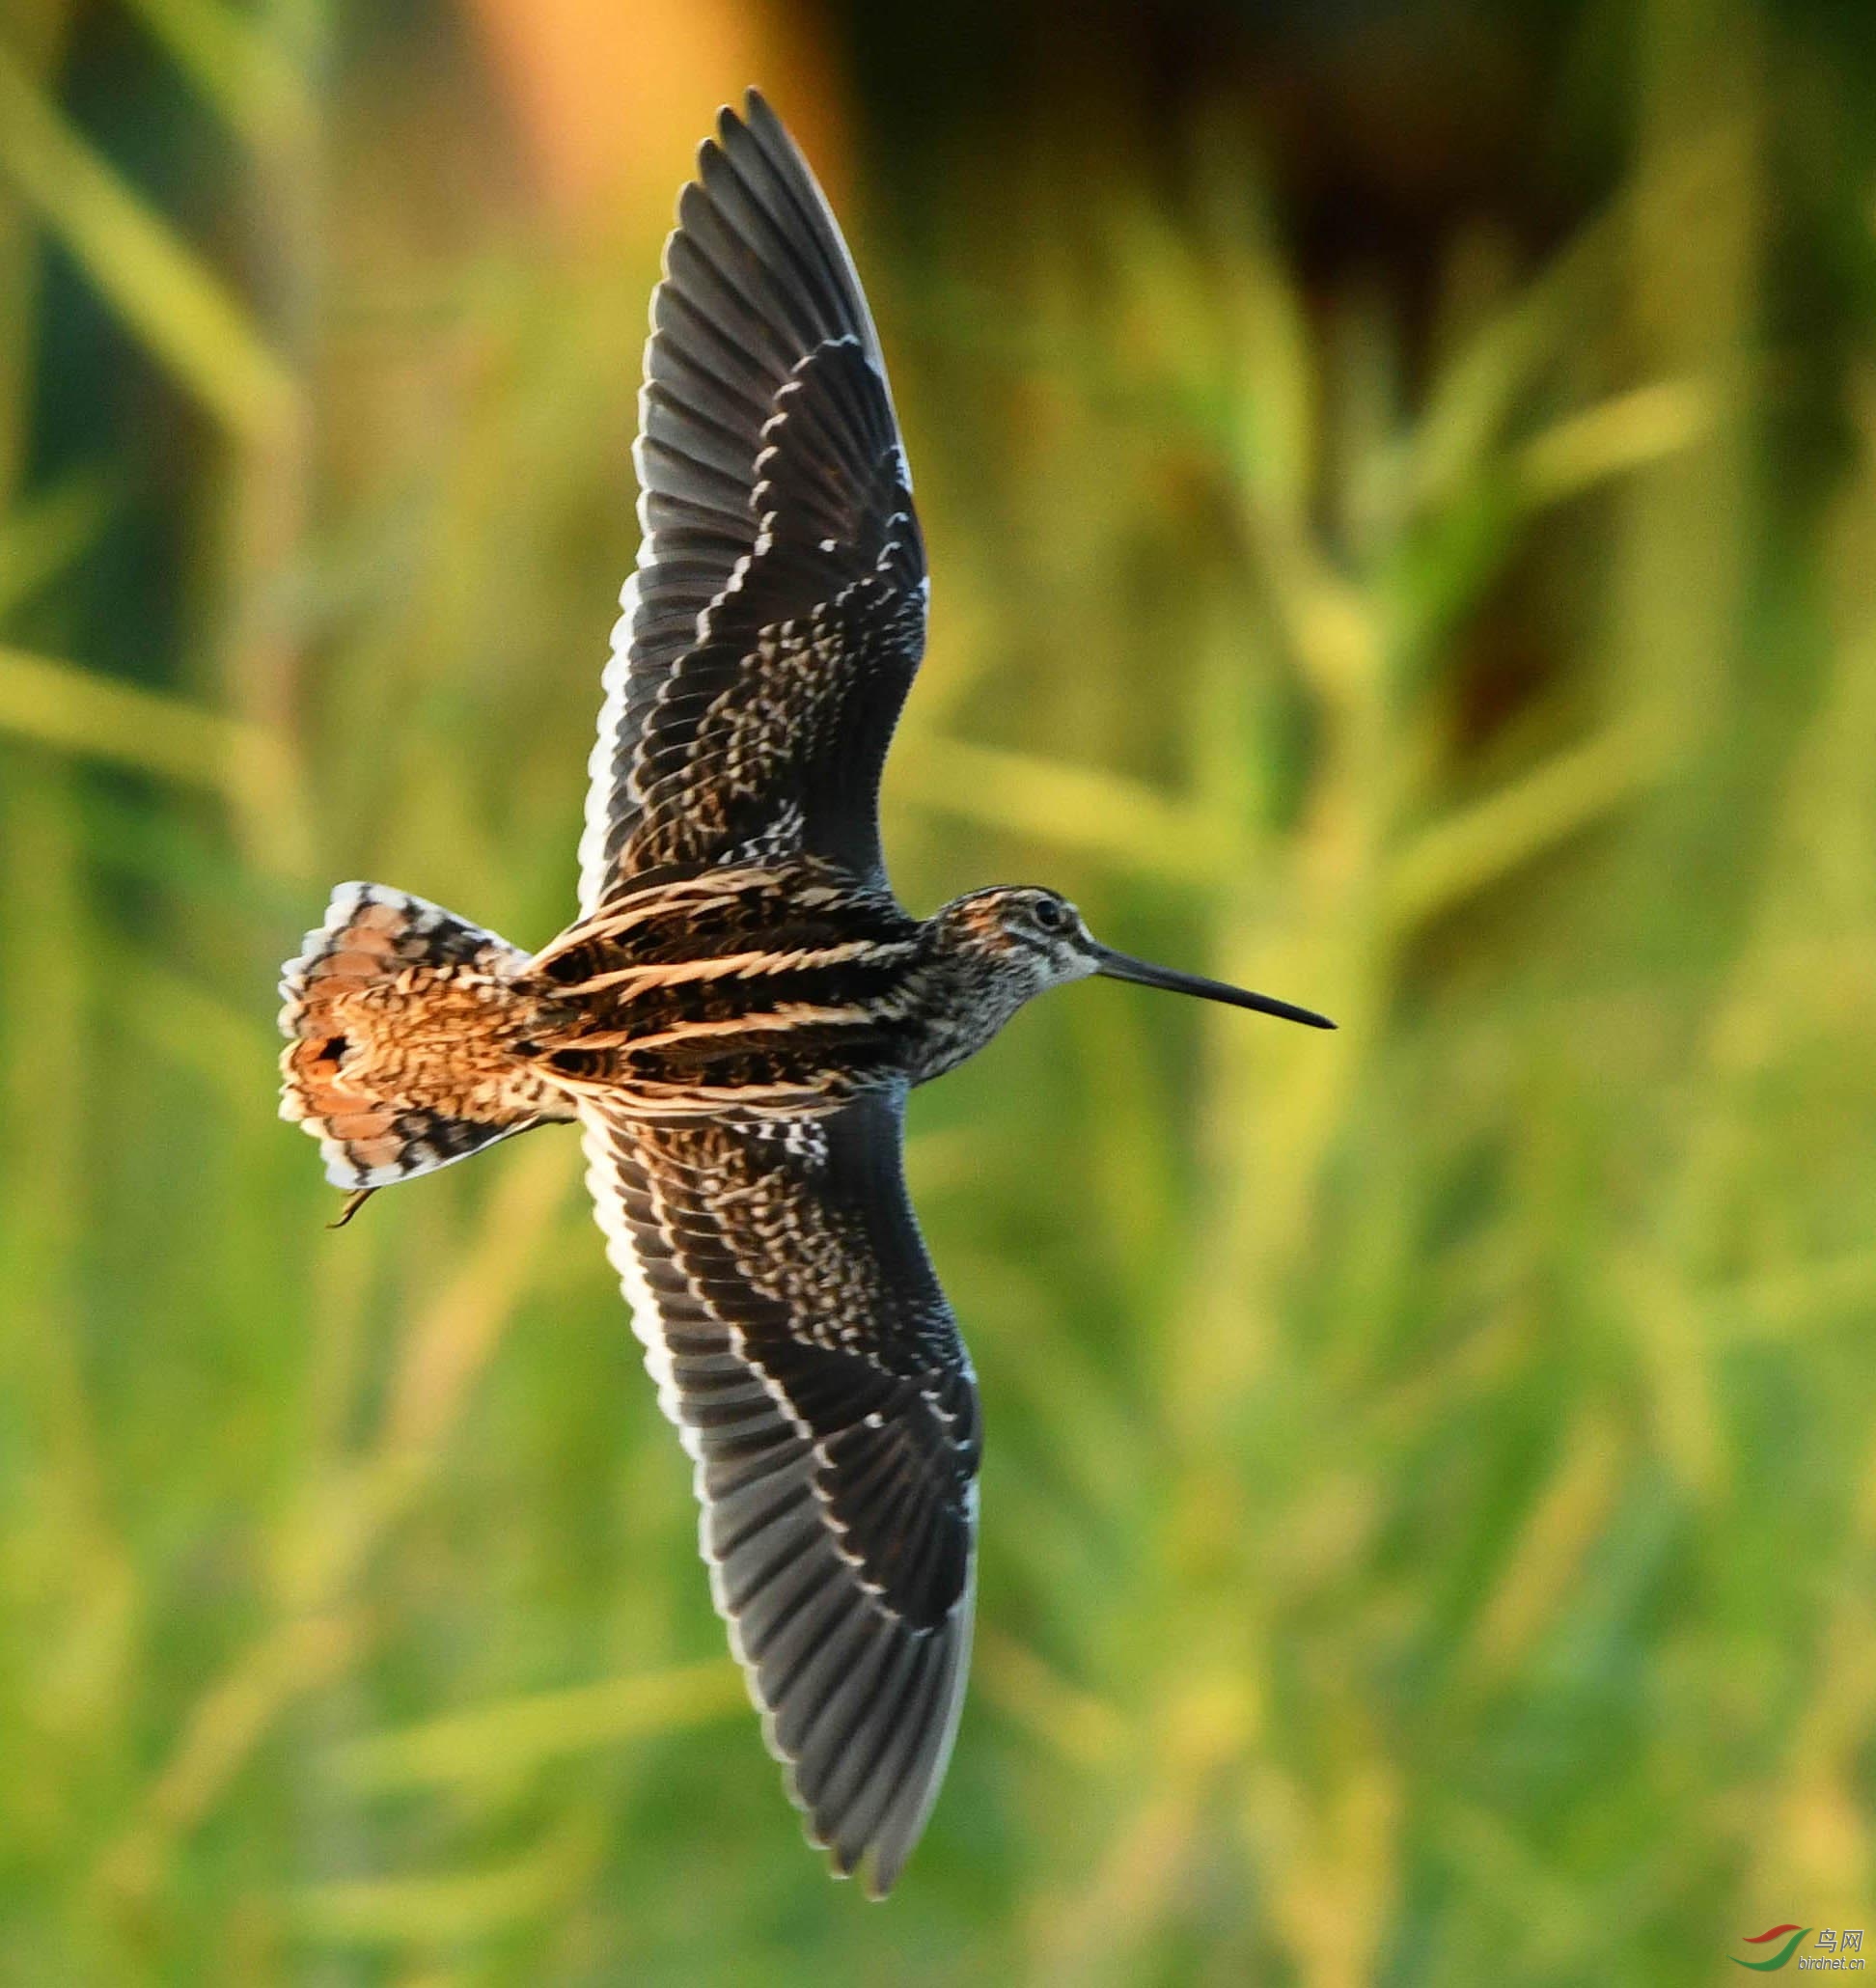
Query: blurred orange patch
xmin=458 ymin=0 xmax=851 ymax=228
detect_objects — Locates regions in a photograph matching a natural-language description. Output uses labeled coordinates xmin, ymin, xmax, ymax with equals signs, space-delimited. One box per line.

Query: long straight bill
xmin=1092 ymin=948 xmax=1337 ymax=1029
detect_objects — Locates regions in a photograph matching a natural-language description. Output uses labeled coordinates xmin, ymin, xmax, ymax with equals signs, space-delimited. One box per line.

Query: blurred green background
xmin=4 ymin=0 xmax=1876 ymax=1980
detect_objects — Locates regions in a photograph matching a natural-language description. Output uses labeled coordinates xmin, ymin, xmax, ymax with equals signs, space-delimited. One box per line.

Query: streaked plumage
xmin=279 ymin=91 xmax=1332 ymax=1895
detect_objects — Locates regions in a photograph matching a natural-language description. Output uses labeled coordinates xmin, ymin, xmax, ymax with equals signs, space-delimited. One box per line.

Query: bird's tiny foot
xmin=328 ymin=1186 xmax=379 ymax=1229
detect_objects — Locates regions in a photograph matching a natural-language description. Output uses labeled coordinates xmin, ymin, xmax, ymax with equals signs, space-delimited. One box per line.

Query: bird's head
xmin=936 ymin=886 xmax=1337 ymax=1030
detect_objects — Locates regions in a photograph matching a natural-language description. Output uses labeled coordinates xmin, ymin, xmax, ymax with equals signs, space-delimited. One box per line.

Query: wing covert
xmin=580 ymin=1091 xmax=979 ymax=1894
xmin=581 ymin=91 xmax=927 ymax=906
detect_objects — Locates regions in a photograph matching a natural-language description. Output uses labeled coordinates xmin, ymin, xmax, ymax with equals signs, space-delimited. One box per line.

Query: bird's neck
xmin=904 ymin=925 xmax=1036 ymax=1087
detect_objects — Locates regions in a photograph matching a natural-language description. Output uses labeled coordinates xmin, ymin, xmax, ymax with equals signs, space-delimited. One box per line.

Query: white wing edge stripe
xmin=575 ymin=569 xmax=638 ymax=912
xmin=576 ymin=1105 xmax=832 ymax=1834
xmin=577 ymin=1107 xmax=694 ymax=1455
xmin=578 ymin=294 xmax=666 ymax=911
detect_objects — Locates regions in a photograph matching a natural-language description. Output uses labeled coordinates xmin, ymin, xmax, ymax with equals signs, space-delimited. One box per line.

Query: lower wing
xmin=579 ymin=1089 xmax=979 ymax=1894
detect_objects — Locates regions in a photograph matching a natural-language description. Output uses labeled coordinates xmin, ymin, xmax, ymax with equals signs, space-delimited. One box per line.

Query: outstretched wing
xmin=580 ymin=1091 xmax=979 ymax=1894
xmin=580 ymin=91 xmax=927 ymax=908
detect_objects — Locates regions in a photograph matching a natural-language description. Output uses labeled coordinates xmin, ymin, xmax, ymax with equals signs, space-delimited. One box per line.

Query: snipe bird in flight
xmin=280 ymin=90 xmax=1333 ymax=1895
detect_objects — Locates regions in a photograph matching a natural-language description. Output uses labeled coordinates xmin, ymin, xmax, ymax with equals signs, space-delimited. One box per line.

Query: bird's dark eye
xmin=1031 ymin=898 xmax=1066 ymax=933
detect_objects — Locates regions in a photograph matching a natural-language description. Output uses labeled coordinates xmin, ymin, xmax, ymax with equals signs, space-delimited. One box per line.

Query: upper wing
xmin=580 ymin=1091 xmax=979 ymax=1894
xmin=580 ymin=91 xmax=928 ymax=908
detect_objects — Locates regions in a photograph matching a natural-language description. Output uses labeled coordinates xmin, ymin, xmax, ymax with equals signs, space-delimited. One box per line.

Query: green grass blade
xmin=0 ymin=643 xmax=295 ymax=805
xmin=0 ymin=43 xmax=296 ymax=444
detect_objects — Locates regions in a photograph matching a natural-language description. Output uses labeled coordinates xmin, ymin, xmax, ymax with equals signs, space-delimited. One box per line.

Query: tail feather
xmin=279 ymin=883 xmax=564 ymax=1190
